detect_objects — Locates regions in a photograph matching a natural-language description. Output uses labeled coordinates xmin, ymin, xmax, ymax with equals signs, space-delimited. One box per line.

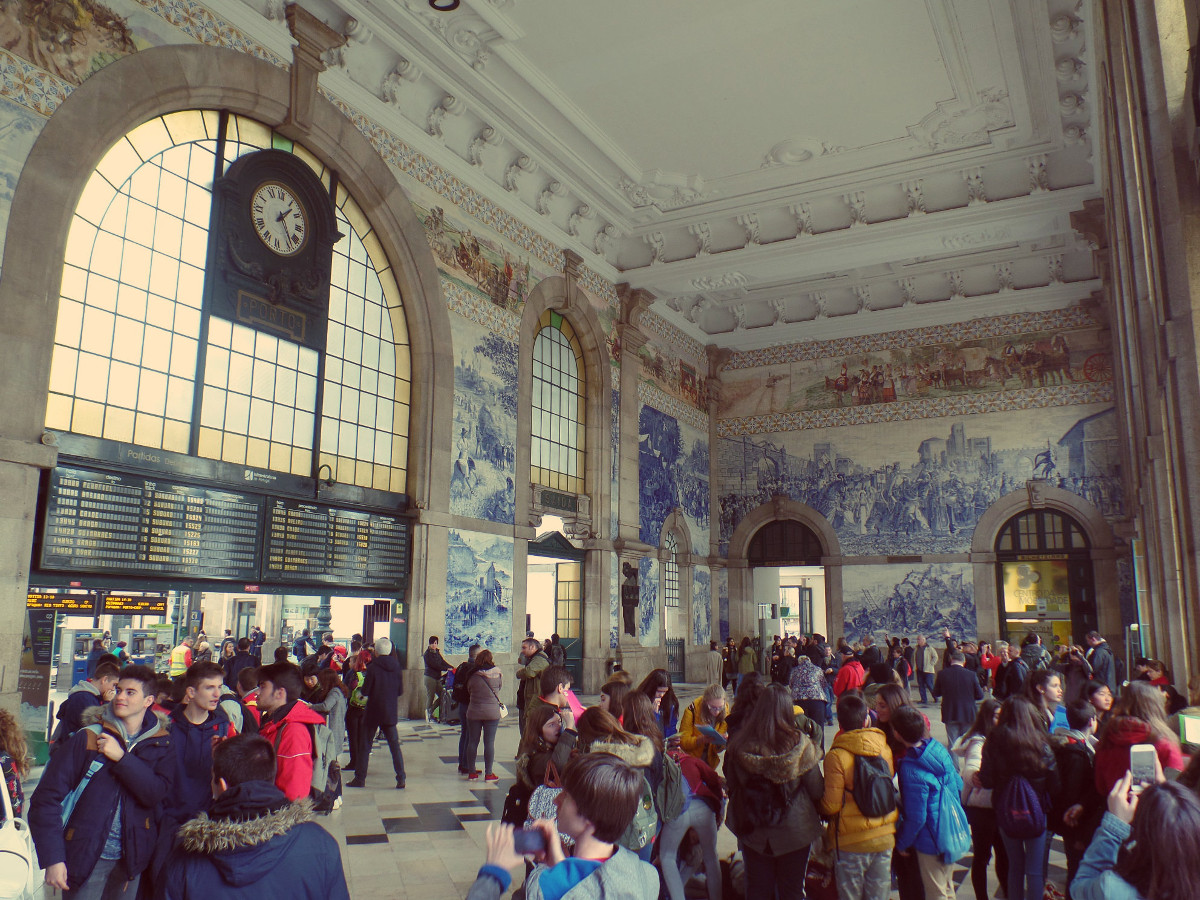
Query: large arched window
xmin=530 ymin=309 xmax=585 ymax=494
xmin=47 ymin=110 xmax=410 ymax=491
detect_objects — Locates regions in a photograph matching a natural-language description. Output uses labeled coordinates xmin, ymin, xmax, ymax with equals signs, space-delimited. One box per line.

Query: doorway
xmin=528 ymin=531 xmax=585 ymax=685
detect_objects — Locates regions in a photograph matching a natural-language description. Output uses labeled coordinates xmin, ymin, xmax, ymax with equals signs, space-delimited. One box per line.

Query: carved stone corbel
xmin=283 ymin=4 xmax=346 ymax=135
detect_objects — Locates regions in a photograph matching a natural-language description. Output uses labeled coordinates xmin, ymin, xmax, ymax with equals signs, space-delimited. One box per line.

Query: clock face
xmin=250 ymin=181 xmax=308 ymax=257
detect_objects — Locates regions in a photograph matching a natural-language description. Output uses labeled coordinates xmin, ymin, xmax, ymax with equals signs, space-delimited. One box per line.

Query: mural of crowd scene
xmin=841 ymin=563 xmax=976 ymax=646
xmin=609 ymin=553 xmax=620 ymax=649
xmin=639 ymin=555 xmax=660 ymax=647
xmin=444 ymin=530 xmax=514 ymax=654
xmin=716 ymin=568 xmax=729 ymax=642
xmin=450 ymin=316 xmax=517 ymax=523
xmin=635 ymin=339 xmax=679 ymax=402
xmin=639 ymin=405 xmax=711 ymax=552
xmin=717 ymin=404 xmax=1123 ymax=556
xmin=720 ymin=324 xmax=1110 ymax=416
xmin=693 ymin=567 xmax=711 ymax=646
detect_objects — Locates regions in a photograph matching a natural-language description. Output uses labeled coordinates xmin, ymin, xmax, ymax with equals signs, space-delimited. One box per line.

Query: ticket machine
xmin=57 ymin=628 xmax=106 ymax=688
xmin=118 ymin=627 xmax=157 ymax=667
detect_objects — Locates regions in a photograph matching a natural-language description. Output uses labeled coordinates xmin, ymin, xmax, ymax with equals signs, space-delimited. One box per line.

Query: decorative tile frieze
xmin=0 ymin=49 xmax=73 ymax=117
xmin=135 ymin=0 xmax=287 ymax=66
xmin=717 ymin=381 xmax=1113 ymax=436
xmin=638 ymin=380 xmax=710 ymax=432
xmin=727 ymin=306 xmax=1098 ymax=369
xmin=443 ymin=277 xmax=520 ymax=341
xmin=640 ymin=310 xmax=707 ymax=366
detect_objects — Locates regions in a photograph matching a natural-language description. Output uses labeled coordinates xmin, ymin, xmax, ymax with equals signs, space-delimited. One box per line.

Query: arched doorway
xmin=726 ymin=497 xmax=842 ymax=650
xmin=994 ymin=508 xmax=1097 ymax=647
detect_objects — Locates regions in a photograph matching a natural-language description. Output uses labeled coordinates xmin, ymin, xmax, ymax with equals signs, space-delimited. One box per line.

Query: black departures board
xmin=41 ymin=467 xmax=262 ymax=581
xmin=263 ymin=499 xmax=408 ymax=588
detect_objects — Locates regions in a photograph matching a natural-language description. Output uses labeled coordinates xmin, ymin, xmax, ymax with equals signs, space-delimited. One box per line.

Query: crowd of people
xmin=4 ymin=625 xmax=1200 ymax=900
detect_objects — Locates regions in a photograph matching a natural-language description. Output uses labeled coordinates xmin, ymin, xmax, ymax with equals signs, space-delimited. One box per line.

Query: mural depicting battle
xmin=444 ymin=529 xmax=513 ymax=654
xmin=451 ymin=317 xmax=517 ymax=524
xmin=718 ymin=405 xmax=1123 ymax=556
xmin=639 ymin=405 xmax=710 ymax=553
xmin=842 ymin=563 xmax=976 ymax=644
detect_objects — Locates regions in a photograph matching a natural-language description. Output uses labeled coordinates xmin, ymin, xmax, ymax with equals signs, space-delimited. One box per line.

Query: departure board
xmin=41 ymin=467 xmax=262 ymax=581
xmin=26 ymin=590 xmax=95 ymax=612
xmin=263 ymin=499 xmax=408 ymax=588
xmin=103 ymin=593 xmax=168 ymax=615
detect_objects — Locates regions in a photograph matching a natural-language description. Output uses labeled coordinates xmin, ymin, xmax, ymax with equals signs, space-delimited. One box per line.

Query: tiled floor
xmin=25 ymin=689 xmax=1067 ymax=899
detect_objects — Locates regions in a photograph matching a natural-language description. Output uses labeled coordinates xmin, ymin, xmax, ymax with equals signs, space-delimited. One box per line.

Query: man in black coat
xmin=932 ymin=649 xmax=984 ymax=748
xmin=222 ymin=637 xmax=257 ymax=691
xmin=347 ymin=636 xmax=406 ymax=789
xmin=1084 ymin=630 xmax=1117 ymax=691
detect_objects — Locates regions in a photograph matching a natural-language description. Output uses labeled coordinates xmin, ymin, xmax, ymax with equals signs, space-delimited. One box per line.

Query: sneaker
xmin=468 ymin=772 xmax=480 ymax=781
xmin=346 ymin=779 xmax=367 ymax=788
xmin=424 ymin=710 xmax=431 ymax=724
xmin=485 ymin=773 xmax=499 ymax=783
xmin=332 ymin=797 xmax=342 ymax=810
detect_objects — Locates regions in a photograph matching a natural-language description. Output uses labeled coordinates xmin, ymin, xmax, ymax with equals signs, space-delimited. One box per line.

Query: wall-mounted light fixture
xmin=429 ymin=0 xmax=460 ymax=10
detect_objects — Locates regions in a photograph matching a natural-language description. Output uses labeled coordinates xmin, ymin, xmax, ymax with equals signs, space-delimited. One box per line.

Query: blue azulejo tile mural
xmin=451 ymin=316 xmax=517 ymax=524
xmin=716 ymin=568 xmax=729 ymax=642
xmin=841 ymin=563 xmax=975 ymax=645
xmin=692 ymin=566 xmax=711 ymax=646
xmin=444 ymin=529 xmax=513 ymax=654
xmin=609 ymin=553 xmax=620 ymax=649
xmin=639 ymin=405 xmax=710 ymax=551
xmin=639 ymin=555 xmax=660 ymax=647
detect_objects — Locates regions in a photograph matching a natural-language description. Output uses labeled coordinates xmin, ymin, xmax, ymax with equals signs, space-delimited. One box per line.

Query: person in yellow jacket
xmin=168 ymin=637 xmax=194 ymax=677
xmin=820 ymin=693 xmax=898 ymax=900
xmin=678 ymin=684 xmax=729 ymax=769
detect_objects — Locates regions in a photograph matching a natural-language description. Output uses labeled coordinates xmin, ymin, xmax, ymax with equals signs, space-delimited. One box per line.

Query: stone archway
xmin=969 ymin=483 xmax=1122 ymax=645
xmin=726 ymin=496 xmax=843 ymax=643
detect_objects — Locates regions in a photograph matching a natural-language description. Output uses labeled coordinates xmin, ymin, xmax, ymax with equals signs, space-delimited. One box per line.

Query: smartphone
xmin=1129 ymin=743 xmax=1157 ymax=786
xmin=512 ymin=827 xmax=546 ymax=855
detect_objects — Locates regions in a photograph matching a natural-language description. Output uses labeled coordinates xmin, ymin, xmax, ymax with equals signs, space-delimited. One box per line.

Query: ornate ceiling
xmin=223 ymin=0 xmax=1102 ymax=350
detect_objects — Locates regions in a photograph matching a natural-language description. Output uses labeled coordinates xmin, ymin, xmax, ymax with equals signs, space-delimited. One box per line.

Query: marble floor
xmin=24 ymin=689 xmax=1066 ymax=899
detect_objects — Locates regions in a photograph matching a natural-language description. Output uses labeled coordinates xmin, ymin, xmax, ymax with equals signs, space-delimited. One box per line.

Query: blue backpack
xmin=995 ymin=774 xmax=1046 ymax=839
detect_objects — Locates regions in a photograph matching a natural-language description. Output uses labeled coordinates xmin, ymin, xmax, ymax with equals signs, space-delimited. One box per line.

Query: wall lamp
xmin=429 ymin=0 xmax=460 ymax=10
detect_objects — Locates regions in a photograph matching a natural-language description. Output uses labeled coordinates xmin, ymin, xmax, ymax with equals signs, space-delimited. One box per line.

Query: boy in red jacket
xmin=256 ymin=662 xmax=325 ymax=801
xmin=834 ymin=647 xmax=866 ymax=697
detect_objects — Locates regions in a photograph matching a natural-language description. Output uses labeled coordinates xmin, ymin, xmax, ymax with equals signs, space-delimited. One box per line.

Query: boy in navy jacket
xmin=29 ymin=664 xmax=175 ymax=897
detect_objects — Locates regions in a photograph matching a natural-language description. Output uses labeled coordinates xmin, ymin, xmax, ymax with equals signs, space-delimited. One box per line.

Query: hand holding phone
xmin=512 ymin=827 xmax=547 ymax=855
xmin=1128 ymin=743 xmax=1158 ymax=787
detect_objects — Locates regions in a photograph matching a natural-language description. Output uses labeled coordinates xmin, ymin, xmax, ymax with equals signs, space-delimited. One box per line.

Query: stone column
xmin=706 ymin=346 xmax=731 ymax=643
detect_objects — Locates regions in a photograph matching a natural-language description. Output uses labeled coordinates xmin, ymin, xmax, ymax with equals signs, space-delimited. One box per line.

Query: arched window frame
xmin=44 ymin=109 xmax=412 ymax=492
xmin=530 ymin=308 xmax=586 ymax=495
xmin=663 ymin=530 xmax=681 ymax=609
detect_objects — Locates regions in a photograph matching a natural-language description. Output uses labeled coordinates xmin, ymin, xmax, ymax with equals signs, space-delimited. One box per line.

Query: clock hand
xmin=275 ymin=207 xmax=293 ymax=223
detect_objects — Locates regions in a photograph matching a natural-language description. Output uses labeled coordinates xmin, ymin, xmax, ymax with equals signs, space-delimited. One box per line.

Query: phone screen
xmin=513 ymin=827 xmax=546 ymax=855
xmin=1129 ymin=743 xmax=1157 ymax=785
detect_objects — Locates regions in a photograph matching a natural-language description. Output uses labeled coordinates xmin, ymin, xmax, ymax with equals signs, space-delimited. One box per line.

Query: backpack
xmin=501 ymin=780 xmax=533 ymax=826
xmin=935 ymin=785 xmax=971 ymax=862
xmin=270 ymin=717 xmax=333 ymax=793
xmin=995 ymin=774 xmax=1046 ymax=839
xmin=732 ymin=774 xmax=800 ymax=830
xmin=451 ymin=662 xmax=475 ymax=706
xmin=655 ymin=752 xmax=686 ymax=824
xmin=618 ymin=775 xmax=659 ymax=850
xmin=851 ymin=753 xmax=898 ymax=818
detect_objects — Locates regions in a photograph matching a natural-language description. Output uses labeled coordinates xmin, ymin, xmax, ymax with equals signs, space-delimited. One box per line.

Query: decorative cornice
xmin=638 ymin=380 xmax=709 ymax=433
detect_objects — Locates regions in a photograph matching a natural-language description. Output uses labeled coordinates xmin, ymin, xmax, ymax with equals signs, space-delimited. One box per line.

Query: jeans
xmin=1001 ymin=828 xmax=1049 ymax=900
xmin=916 ymin=851 xmax=956 ymax=900
xmin=741 ymin=843 xmax=810 ymax=900
xmin=836 ymin=848 xmax=891 ymax=900
xmin=916 ymin=671 xmax=935 ymax=703
xmin=465 ymin=717 xmax=499 ymax=776
xmin=458 ymin=704 xmax=472 ymax=771
xmin=345 ymin=705 xmax=364 ymax=769
xmin=659 ymin=800 xmax=721 ymax=900
xmin=965 ymin=805 xmax=1008 ymax=900
xmin=944 ymin=720 xmax=970 ymax=749
xmin=66 ymin=857 xmax=140 ymax=900
xmin=359 ymin=717 xmax=406 ymax=782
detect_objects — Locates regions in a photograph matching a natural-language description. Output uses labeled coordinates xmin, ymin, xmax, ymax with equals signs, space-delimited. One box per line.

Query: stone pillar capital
xmin=283 ymin=3 xmax=346 ymax=134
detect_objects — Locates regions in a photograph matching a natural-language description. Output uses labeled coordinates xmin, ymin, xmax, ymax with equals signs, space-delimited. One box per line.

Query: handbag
xmin=484 ymin=678 xmax=508 ymax=719
xmin=0 ymin=764 xmax=36 ymax=900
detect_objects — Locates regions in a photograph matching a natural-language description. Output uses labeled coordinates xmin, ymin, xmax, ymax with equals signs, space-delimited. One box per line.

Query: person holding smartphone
xmin=466 ymin=753 xmax=658 ymax=900
xmin=1093 ymin=681 xmax=1186 ymax=795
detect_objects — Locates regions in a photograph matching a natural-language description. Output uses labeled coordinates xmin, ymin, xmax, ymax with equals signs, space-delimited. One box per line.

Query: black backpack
xmin=852 ymin=753 xmax=898 ymax=818
xmin=501 ymin=779 xmax=533 ymax=826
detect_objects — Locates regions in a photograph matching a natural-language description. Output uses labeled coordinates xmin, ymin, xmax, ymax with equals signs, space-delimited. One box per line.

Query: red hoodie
xmin=1093 ymin=714 xmax=1187 ymax=794
xmin=258 ymin=700 xmax=326 ymax=801
xmin=834 ymin=660 xmax=866 ymax=697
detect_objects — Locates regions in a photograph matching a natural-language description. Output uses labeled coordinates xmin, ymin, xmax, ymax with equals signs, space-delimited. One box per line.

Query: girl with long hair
xmin=307 ymin=667 xmax=349 ymax=811
xmin=0 ymin=708 xmax=29 ymax=823
xmin=1025 ymin=668 xmax=1066 ymax=730
xmin=723 ymin=682 xmax=823 ymax=900
xmin=679 ymin=683 xmax=729 ymax=769
xmin=1084 ymin=680 xmax=1113 ymax=724
xmin=1072 ymin=774 xmax=1200 ymax=900
xmin=465 ymin=649 xmax=504 ymax=782
xmin=952 ymin=698 xmax=1007 ymax=900
xmin=577 ymin=705 xmax=659 ymax=860
xmin=725 ymin=670 xmax=765 ymax=738
xmin=978 ymin=697 xmax=1062 ymax=900
xmin=635 ymin=668 xmax=680 ymax=739
xmin=515 ymin=704 xmax=577 ymax=791
xmin=873 ymin=683 xmax=927 ymax=760
xmin=1093 ymin=680 xmax=1186 ymax=794
xmin=599 ymin=680 xmax=630 ymax=723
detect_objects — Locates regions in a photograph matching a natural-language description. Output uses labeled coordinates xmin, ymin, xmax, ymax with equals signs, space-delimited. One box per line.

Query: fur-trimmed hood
xmin=173 ymin=782 xmax=318 ymax=886
xmin=731 ymin=736 xmax=820 ymax=784
xmin=588 ymin=733 xmax=655 ymax=768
